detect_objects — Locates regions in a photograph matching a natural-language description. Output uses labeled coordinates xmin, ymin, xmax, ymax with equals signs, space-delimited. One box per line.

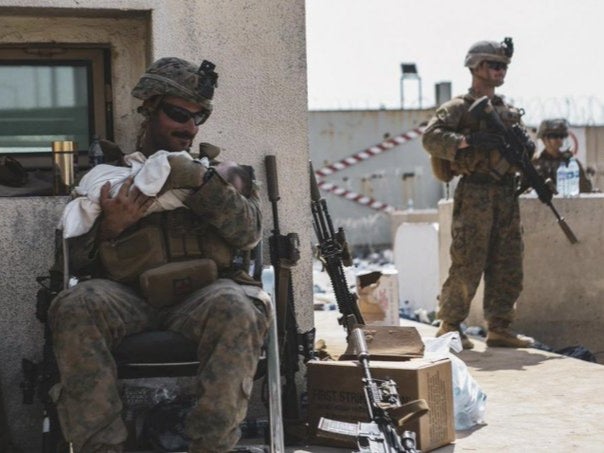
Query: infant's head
xmin=215 ymin=160 xmax=253 ymax=198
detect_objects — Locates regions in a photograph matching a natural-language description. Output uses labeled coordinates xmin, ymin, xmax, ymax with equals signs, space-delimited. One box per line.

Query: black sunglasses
xmin=545 ymin=133 xmax=568 ymax=140
xmin=160 ymin=102 xmax=209 ymax=126
xmin=485 ymin=61 xmax=508 ymax=71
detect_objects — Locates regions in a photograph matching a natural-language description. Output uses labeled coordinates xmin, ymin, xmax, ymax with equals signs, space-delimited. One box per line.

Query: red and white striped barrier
xmin=317 ymin=179 xmax=395 ymax=213
xmin=315 ymin=125 xmax=426 ymax=177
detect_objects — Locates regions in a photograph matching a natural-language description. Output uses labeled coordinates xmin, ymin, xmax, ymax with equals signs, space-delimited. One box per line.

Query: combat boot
xmin=486 ymin=326 xmax=535 ymax=348
xmin=436 ymin=321 xmax=474 ymax=350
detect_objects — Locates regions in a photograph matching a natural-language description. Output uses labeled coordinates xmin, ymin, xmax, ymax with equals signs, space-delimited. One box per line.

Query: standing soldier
xmin=422 ymin=38 xmax=535 ymax=350
xmin=533 ymin=119 xmax=593 ymax=193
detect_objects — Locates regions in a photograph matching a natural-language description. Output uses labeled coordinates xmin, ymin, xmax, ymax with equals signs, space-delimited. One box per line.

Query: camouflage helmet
xmin=464 ymin=37 xmax=514 ymax=69
xmin=132 ymin=57 xmax=218 ymax=117
xmin=537 ymin=118 xmax=569 ymax=139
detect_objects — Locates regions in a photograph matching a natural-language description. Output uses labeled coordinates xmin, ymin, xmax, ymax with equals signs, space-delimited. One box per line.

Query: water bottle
xmin=88 ymin=135 xmax=104 ymax=167
xmin=556 ymin=162 xmax=568 ymax=197
xmin=567 ymin=157 xmax=580 ymax=197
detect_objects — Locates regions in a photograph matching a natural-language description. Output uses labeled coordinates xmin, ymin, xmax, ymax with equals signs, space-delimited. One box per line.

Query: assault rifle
xmin=469 ymin=96 xmax=578 ymax=244
xmin=21 ymin=272 xmax=64 ymax=453
xmin=317 ymin=328 xmax=426 ymax=452
xmin=265 ymin=155 xmax=315 ymax=441
xmin=309 ymin=161 xmax=364 ymax=334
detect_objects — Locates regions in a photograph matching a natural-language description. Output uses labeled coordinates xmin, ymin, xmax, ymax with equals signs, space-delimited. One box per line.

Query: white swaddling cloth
xmin=59 ymin=150 xmax=200 ymax=239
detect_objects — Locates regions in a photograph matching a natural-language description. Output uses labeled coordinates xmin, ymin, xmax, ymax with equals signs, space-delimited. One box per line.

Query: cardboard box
xmin=307 ymin=358 xmax=455 ymax=452
xmin=356 ymin=269 xmax=400 ymax=326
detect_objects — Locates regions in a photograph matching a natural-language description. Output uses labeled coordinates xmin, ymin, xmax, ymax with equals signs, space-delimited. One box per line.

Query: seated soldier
xmin=533 ymin=119 xmax=593 ymax=193
xmin=48 ymin=57 xmax=271 ymax=453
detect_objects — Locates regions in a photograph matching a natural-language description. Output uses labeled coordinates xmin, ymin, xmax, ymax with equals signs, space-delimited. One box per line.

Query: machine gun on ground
xmin=469 ymin=96 xmax=578 ymax=244
xmin=309 ymin=161 xmax=364 ymax=335
xmin=316 ymin=328 xmax=427 ymax=452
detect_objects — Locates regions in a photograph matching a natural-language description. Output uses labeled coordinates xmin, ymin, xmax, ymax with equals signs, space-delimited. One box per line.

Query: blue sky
xmin=305 ymin=0 xmax=604 ymax=125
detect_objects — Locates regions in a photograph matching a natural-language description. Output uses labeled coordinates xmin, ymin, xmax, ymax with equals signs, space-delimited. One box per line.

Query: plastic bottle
xmin=88 ymin=135 xmax=104 ymax=168
xmin=400 ymin=300 xmax=414 ymax=320
xmin=556 ymin=161 xmax=568 ymax=197
xmin=567 ymin=157 xmax=580 ymax=197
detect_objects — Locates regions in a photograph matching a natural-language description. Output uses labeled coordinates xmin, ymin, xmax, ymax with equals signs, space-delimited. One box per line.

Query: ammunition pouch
xmin=98 ymin=216 xmax=228 ymax=307
xmin=99 ymin=225 xmax=167 ymax=283
xmin=451 ymin=146 xmax=512 ymax=179
xmin=451 ymin=148 xmax=483 ymax=175
xmin=139 ymin=258 xmax=217 ymax=308
xmin=429 ymin=156 xmax=454 ymax=183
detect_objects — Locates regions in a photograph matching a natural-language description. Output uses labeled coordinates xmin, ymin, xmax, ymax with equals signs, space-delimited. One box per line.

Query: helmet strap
xmin=135 ymin=96 xmax=164 ymax=151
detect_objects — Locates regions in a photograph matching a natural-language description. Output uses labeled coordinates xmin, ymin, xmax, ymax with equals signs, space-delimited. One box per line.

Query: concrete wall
xmin=308 ymin=108 xmax=438 ymax=250
xmin=0 ymin=197 xmax=67 ymax=451
xmin=0 ymin=1 xmax=311 ymax=450
xmin=438 ymin=195 xmax=604 ymax=363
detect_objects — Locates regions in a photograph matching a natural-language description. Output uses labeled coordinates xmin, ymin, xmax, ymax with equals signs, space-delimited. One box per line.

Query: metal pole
xmin=265 ymin=267 xmax=285 ymax=453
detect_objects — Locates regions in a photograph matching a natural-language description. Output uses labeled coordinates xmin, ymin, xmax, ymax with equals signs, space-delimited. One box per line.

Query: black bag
xmin=143 ymin=400 xmax=194 ymax=452
xmin=0 ymin=156 xmax=28 ymax=187
xmin=555 ymin=345 xmax=597 ymax=363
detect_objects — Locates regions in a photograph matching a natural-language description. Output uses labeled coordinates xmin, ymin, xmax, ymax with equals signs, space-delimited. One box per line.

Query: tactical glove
xmin=198 ymin=142 xmax=221 ymax=160
xmin=466 ymin=131 xmax=504 ymax=151
xmin=165 ymin=154 xmax=205 ymax=189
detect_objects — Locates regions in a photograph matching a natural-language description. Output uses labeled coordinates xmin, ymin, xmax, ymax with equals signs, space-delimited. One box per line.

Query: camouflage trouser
xmin=48 ymin=278 xmax=271 ymax=453
xmin=438 ymin=176 xmax=523 ymax=326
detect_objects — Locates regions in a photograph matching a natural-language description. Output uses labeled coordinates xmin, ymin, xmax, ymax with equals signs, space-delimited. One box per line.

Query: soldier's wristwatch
xmin=202 ymin=166 xmax=216 ymax=185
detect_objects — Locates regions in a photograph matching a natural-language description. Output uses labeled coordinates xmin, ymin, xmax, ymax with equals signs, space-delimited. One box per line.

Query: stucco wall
xmin=0 ymin=1 xmax=311 ymax=450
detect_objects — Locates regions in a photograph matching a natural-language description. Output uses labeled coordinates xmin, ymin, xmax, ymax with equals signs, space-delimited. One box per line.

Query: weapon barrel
xmin=265 ymin=155 xmax=281 ymax=233
xmin=309 ymin=161 xmax=322 ymax=202
xmin=558 ymin=217 xmax=579 ymax=244
xmin=351 ymin=327 xmax=369 ymax=361
xmin=265 ymin=155 xmax=280 ymax=203
xmin=309 ymin=161 xmax=335 ymax=242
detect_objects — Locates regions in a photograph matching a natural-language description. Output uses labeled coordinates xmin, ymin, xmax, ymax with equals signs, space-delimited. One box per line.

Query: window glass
xmin=0 ymin=63 xmax=90 ymax=153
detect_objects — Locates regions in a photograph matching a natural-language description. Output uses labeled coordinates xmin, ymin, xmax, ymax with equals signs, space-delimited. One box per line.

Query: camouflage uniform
xmin=48 ymin=57 xmax=271 ymax=453
xmin=533 ymin=119 xmax=592 ymax=193
xmin=422 ymin=92 xmax=524 ymax=328
xmin=533 ymin=151 xmax=592 ymax=193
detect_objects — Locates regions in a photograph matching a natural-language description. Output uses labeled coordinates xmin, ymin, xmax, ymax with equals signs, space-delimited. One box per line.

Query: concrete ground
xmin=282 ymin=310 xmax=604 ymax=452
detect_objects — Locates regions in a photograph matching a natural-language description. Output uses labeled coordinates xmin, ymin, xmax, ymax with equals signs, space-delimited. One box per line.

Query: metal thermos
xmin=52 ymin=140 xmax=76 ymax=195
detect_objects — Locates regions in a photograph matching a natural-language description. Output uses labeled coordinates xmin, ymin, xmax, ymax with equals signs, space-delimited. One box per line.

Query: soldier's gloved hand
xmin=465 ymin=131 xmax=504 ymax=151
xmin=164 ymin=154 xmax=206 ymax=189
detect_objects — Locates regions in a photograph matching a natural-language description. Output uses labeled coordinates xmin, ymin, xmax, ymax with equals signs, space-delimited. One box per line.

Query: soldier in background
xmin=533 ymin=119 xmax=593 ymax=193
xmin=48 ymin=57 xmax=270 ymax=453
xmin=422 ymin=38 xmax=535 ymax=350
